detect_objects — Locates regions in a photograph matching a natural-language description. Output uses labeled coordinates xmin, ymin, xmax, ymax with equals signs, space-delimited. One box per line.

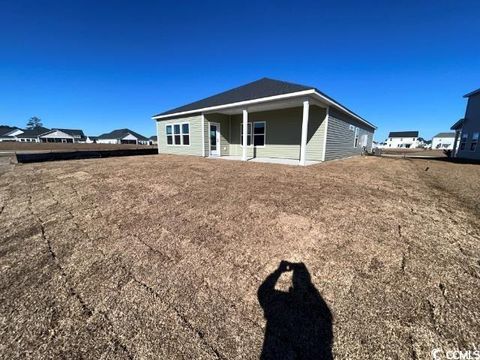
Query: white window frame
xmin=240 ymin=121 xmax=266 ymax=148
xmin=353 ymin=127 xmax=359 ymax=148
xmin=252 ymin=121 xmax=266 ymax=148
xmin=240 ymin=122 xmax=252 ymax=147
xmin=165 ymin=122 xmax=191 ymax=146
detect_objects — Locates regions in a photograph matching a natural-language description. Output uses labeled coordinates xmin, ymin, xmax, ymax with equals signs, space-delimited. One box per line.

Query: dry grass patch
xmin=0 ymin=155 xmax=479 ymax=359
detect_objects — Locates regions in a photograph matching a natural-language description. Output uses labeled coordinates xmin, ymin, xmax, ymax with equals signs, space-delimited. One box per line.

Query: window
xmin=471 ymin=132 xmax=479 ymax=151
xmin=240 ymin=122 xmax=252 ymax=146
xmin=166 ymin=125 xmax=173 ymax=145
xmin=182 ymin=123 xmax=190 ymax=145
xmin=165 ymin=122 xmax=190 ymax=146
xmin=253 ymin=122 xmax=266 ymax=146
xmin=460 ymin=132 xmax=468 ymax=150
xmin=354 ymin=127 xmax=359 ymax=147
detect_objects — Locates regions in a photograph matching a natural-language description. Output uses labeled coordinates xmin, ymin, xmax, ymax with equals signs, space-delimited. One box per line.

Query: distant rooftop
xmin=433 ymin=132 xmax=455 ymax=138
xmin=388 ymin=131 xmax=419 ymax=138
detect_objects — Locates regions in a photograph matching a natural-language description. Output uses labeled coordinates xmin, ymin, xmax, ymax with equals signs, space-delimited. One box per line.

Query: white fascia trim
xmin=312 ymin=92 xmax=377 ymax=130
xmin=201 ymin=114 xmax=206 ymax=157
xmin=152 ymin=90 xmax=316 ymax=120
xmin=153 ymin=88 xmax=376 ymax=130
xmin=322 ymin=107 xmax=329 ymax=161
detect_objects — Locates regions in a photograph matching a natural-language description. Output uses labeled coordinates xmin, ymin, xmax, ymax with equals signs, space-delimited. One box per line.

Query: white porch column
xmin=242 ymin=109 xmax=248 ymax=161
xmin=299 ymin=100 xmax=310 ymax=166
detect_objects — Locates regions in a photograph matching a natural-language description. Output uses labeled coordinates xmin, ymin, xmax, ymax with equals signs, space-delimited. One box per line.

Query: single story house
xmin=152 ymin=78 xmax=376 ymax=165
xmin=0 ymin=126 xmax=24 ymax=142
xmin=39 ymin=128 xmax=86 ymax=143
xmin=451 ymin=88 xmax=480 ymax=160
xmin=431 ymin=132 xmax=455 ymax=150
xmin=385 ymin=131 xmax=422 ymax=148
xmin=149 ymin=135 xmax=158 ymax=145
xmin=85 ymin=136 xmax=99 ymax=144
xmin=97 ymin=129 xmax=150 ymax=144
xmin=16 ymin=126 xmax=50 ymax=142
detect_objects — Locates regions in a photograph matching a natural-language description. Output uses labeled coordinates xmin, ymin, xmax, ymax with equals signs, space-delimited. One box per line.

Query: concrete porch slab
xmin=209 ymin=155 xmax=320 ymax=166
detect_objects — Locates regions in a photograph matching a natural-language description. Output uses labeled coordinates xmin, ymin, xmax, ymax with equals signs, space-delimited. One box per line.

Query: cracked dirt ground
xmin=0 ymin=154 xmax=479 ymax=359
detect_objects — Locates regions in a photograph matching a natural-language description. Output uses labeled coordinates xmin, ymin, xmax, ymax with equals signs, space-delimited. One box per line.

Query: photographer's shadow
xmin=257 ymin=261 xmax=333 ymax=360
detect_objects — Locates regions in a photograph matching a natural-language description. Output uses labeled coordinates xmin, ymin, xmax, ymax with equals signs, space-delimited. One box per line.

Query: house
xmin=431 ymin=132 xmax=455 ymax=150
xmin=152 ymin=78 xmax=376 ymax=165
xmin=15 ymin=126 xmax=50 ymax=142
xmin=0 ymin=126 xmax=24 ymax=142
xmin=85 ymin=136 xmax=99 ymax=144
xmin=149 ymin=136 xmax=158 ymax=145
xmin=385 ymin=131 xmax=422 ymax=148
xmin=451 ymin=88 xmax=480 ymax=160
xmin=39 ymin=128 xmax=85 ymax=143
xmin=97 ymin=129 xmax=150 ymax=144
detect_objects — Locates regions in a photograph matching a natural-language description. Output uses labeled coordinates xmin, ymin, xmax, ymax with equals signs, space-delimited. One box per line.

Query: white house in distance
xmin=97 ymin=128 xmax=149 ymax=144
xmin=385 ymin=131 xmax=422 ymax=148
xmin=0 ymin=126 xmax=24 ymax=141
xmin=39 ymin=129 xmax=85 ymax=143
xmin=431 ymin=132 xmax=455 ymax=150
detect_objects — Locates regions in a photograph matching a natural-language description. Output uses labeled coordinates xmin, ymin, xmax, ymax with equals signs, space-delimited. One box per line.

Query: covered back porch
xmin=202 ymin=96 xmax=329 ymax=165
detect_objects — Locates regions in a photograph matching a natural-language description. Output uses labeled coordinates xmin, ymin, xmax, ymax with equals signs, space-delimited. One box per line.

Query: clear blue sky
xmin=1 ymin=0 xmax=479 ymax=140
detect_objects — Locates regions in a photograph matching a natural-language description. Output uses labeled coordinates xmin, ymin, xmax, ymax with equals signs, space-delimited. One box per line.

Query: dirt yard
xmin=0 ymin=155 xmax=479 ymax=359
xmin=0 ymin=142 xmax=155 ymax=153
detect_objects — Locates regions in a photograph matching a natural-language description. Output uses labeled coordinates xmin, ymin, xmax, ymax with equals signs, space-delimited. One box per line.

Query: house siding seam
xmin=324 ymin=108 xmax=374 ymax=161
xmin=156 ymin=115 xmax=203 ymax=156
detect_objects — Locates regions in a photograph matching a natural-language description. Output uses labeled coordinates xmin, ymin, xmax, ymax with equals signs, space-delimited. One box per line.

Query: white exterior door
xmin=209 ymin=123 xmax=220 ymax=156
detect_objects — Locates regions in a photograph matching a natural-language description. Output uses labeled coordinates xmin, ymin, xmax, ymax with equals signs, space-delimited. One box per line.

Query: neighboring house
xmin=16 ymin=126 xmax=50 ymax=142
xmin=385 ymin=131 xmax=422 ymax=148
xmin=39 ymin=128 xmax=86 ymax=143
xmin=0 ymin=126 xmax=24 ymax=142
xmin=152 ymin=78 xmax=376 ymax=165
xmin=85 ymin=136 xmax=99 ymax=144
xmin=149 ymin=136 xmax=158 ymax=145
xmin=97 ymin=128 xmax=150 ymax=144
xmin=431 ymin=132 xmax=455 ymax=150
xmin=451 ymin=88 xmax=480 ymax=160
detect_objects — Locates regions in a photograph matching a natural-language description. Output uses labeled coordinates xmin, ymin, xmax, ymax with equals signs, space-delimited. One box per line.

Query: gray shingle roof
xmin=464 ymin=88 xmax=480 ymax=98
xmin=40 ymin=128 xmax=86 ymax=138
xmin=450 ymin=118 xmax=464 ymax=130
xmin=388 ymin=131 xmax=419 ymax=138
xmin=153 ymin=78 xmax=373 ymax=130
xmin=155 ymin=78 xmax=313 ymax=117
xmin=433 ymin=132 xmax=455 ymax=138
xmin=98 ymin=128 xmax=148 ymax=141
xmin=0 ymin=126 xmax=22 ymax=137
xmin=17 ymin=126 xmax=50 ymax=138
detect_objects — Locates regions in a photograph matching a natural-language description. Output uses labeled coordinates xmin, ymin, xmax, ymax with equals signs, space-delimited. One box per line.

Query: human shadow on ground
xmin=258 ymin=261 xmax=333 ymax=360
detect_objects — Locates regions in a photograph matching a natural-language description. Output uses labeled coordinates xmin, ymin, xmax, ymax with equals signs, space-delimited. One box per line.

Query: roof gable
xmin=388 ymin=131 xmax=419 ymax=138
xmin=17 ymin=126 xmax=50 ymax=138
xmin=98 ymin=128 xmax=148 ymax=141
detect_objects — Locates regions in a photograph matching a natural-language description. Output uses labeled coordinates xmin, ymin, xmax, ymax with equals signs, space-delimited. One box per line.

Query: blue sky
xmin=1 ymin=0 xmax=479 ymax=140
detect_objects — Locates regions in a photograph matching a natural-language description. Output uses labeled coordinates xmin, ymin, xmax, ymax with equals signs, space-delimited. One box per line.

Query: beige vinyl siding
xmin=156 ymin=115 xmax=203 ymax=156
xmin=205 ymin=113 xmax=230 ymax=156
xmin=228 ymin=106 xmax=326 ymax=160
xmin=324 ymin=108 xmax=374 ymax=161
xmin=306 ymin=106 xmax=327 ymax=161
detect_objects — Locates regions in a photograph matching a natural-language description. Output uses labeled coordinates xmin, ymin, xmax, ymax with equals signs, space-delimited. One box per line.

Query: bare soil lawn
xmin=0 ymin=142 xmax=155 ymax=153
xmin=0 ymin=155 xmax=479 ymax=359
